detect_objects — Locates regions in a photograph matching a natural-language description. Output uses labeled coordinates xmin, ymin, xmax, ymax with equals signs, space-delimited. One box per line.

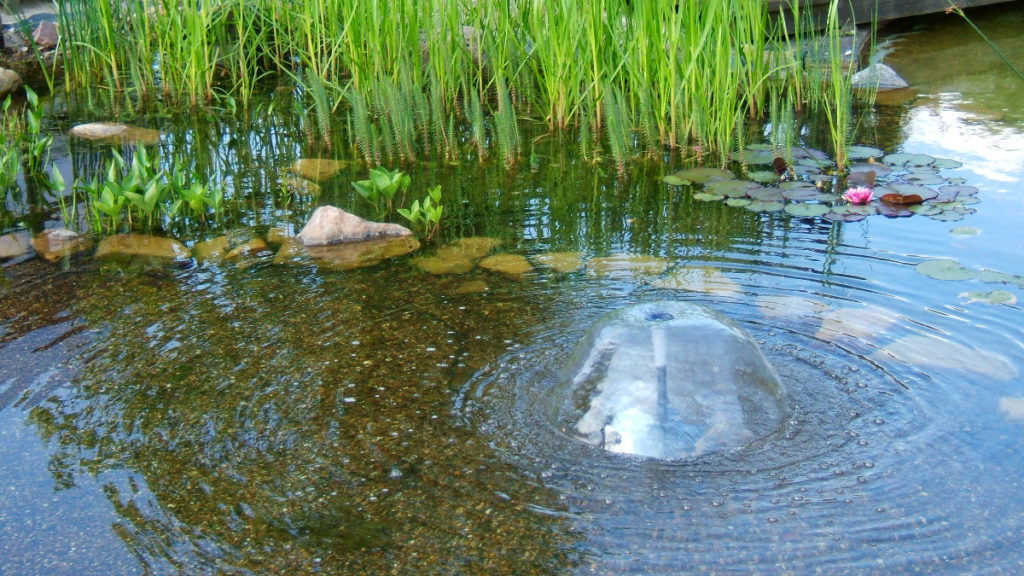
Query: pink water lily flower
xmin=843 ymin=186 xmax=873 ymax=205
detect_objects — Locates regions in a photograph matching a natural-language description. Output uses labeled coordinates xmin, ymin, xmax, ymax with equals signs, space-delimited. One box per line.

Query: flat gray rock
xmin=852 ymin=63 xmax=909 ymax=90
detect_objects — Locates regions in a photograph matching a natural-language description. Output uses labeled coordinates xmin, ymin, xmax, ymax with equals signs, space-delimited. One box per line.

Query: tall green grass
xmin=56 ymin=0 xmax=868 ymax=171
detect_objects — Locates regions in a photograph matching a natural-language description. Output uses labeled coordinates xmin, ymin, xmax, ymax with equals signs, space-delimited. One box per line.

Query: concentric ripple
xmin=455 ymin=246 xmax=1024 ymax=574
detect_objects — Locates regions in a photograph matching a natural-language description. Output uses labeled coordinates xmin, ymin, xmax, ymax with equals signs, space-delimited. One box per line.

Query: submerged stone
xmin=548 ymin=301 xmax=785 ymax=460
xmin=68 ymin=122 xmax=163 ymax=145
xmin=31 ymin=228 xmax=93 ymax=263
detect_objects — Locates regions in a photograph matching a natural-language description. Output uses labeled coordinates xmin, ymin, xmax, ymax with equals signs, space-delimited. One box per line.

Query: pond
xmin=2 ymin=5 xmax=1023 ymax=575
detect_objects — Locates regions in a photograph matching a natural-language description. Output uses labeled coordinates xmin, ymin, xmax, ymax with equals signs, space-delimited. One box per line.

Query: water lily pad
xmin=479 ymin=253 xmax=534 ymax=277
xmin=672 ymin=167 xmax=735 ymax=184
xmin=650 ymin=266 xmax=741 ymax=296
xmin=706 ymin=179 xmax=755 ymax=197
xmin=876 ymin=203 xmax=914 ymax=218
xmin=693 ymin=192 xmax=725 ymax=202
xmin=849 ymin=161 xmax=892 ymax=179
xmin=915 ymin=259 xmax=977 ymax=281
xmin=908 ymin=204 xmax=944 ymax=216
xmin=531 ymin=251 xmax=584 ymax=273
xmin=732 ymin=146 xmax=777 ymax=165
xmin=931 ymin=157 xmax=963 ymax=170
xmin=847 ymin=145 xmax=885 ymax=161
xmin=883 ymin=152 xmax=935 ymax=167
xmin=903 ymin=172 xmax=946 ymax=186
xmin=823 ymin=211 xmax=868 ymax=222
xmin=746 ymin=188 xmax=785 ymax=202
xmin=949 ymin=226 xmax=980 ymax=238
xmin=663 ymin=174 xmax=691 ymax=186
xmin=880 ymin=183 xmax=938 ymax=201
xmin=958 ymin=290 xmax=1017 ymax=305
xmin=937 ymin=184 xmax=979 ymax=200
xmin=743 ymin=200 xmax=785 ymax=213
xmin=588 ymin=254 xmax=670 ymax=279
xmin=977 ymin=270 xmax=1024 ymax=288
xmin=871 ymin=335 xmax=1018 ymax=381
xmin=781 ymin=184 xmax=830 ymax=201
xmin=725 ymin=198 xmax=751 ymax=208
xmin=785 ymin=203 xmax=830 ymax=217
xmin=746 ymin=170 xmax=780 ymax=183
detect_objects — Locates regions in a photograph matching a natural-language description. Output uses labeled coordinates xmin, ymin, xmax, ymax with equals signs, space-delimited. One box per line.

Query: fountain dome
xmin=548 ymin=301 xmax=785 ymax=459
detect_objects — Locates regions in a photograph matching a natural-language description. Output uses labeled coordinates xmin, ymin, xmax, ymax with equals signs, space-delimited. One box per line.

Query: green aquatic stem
xmin=945 ymin=2 xmax=1024 ymax=85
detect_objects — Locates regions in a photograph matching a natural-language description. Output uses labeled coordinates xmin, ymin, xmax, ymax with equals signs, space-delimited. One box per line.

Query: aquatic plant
xmin=53 ymin=0 xmax=867 ymax=173
xmin=352 ymin=167 xmax=411 ymax=217
xmin=397 ymin=185 xmax=444 ymax=242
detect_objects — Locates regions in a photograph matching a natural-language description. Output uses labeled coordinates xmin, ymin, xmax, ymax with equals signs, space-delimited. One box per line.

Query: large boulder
xmin=297 ymin=205 xmax=412 ymax=246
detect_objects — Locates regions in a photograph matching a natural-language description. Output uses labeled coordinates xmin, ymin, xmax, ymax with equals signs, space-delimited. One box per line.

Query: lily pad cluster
xmin=664 ymin=144 xmax=980 ymax=223
xmin=914 ymin=257 xmax=1024 ymax=305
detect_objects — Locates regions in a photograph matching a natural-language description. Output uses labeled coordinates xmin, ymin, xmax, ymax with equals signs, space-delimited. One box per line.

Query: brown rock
xmin=95 ymin=234 xmax=190 ymax=261
xmin=31 ymin=228 xmax=93 ymax=262
xmin=32 ymin=21 xmax=58 ymax=50
xmin=0 ymin=68 xmax=22 ymax=100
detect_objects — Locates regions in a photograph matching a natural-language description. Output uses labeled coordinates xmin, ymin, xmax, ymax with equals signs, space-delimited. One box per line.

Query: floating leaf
xmin=949 ymin=226 xmax=980 ymax=238
xmin=880 ymin=183 xmax=938 ymax=201
xmin=746 ymin=170 xmax=780 ymax=183
xmin=744 ymin=200 xmax=785 ymax=212
xmin=850 ymin=161 xmax=892 ymax=178
xmin=732 ymin=147 xmax=777 ymax=165
xmin=746 ymin=188 xmax=785 ymax=202
xmin=931 ymin=157 xmax=963 ymax=170
xmin=903 ymin=172 xmax=946 ymax=186
xmin=785 ymin=203 xmax=830 ymax=217
xmin=725 ymin=197 xmax=752 ymax=208
xmin=847 ymin=145 xmax=885 ymax=161
xmin=877 ymin=203 xmax=914 ymax=218
xmin=909 ymin=204 xmax=943 ymax=216
xmin=663 ymin=175 xmax=691 ymax=186
xmin=883 ymin=152 xmax=935 ymax=167
xmin=915 ymin=259 xmax=977 ymax=280
xmin=958 ymin=290 xmax=1017 ymax=305
xmin=977 ymin=270 xmax=1024 ymax=288
xmin=880 ymin=193 xmax=924 ymax=205
xmin=693 ymin=192 xmax=725 ymax=202
xmin=823 ymin=211 xmax=867 ymax=222
xmin=672 ymin=167 xmax=735 ymax=184
xmin=938 ymin=184 xmax=979 ymax=199
xmin=707 ymin=179 xmax=758 ymax=198
xmin=781 ymin=184 xmax=831 ymax=201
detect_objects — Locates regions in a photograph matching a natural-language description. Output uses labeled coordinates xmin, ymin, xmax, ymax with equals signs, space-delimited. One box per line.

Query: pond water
xmin=2 ymin=5 xmax=1024 ymax=575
